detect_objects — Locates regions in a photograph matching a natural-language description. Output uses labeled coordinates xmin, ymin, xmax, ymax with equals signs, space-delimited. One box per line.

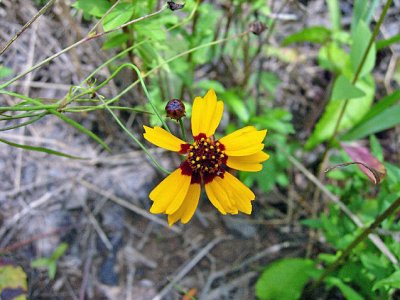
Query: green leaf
xmin=350 ymin=21 xmax=376 ymax=78
xmin=222 ymin=90 xmax=250 ymax=122
xmin=48 ymin=263 xmax=57 ymax=280
xmin=373 ymin=271 xmax=400 ymax=290
xmin=300 ymin=218 xmax=322 ymax=229
xmin=326 ymin=0 xmax=341 ymax=31
xmin=326 ymin=277 xmax=364 ymax=300
xmin=305 ymin=75 xmax=375 ymax=149
xmin=72 ymin=0 xmax=111 ymax=17
xmin=51 ymin=243 xmax=68 ymax=261
xmin=31 ymin=258 xmax=51 ymax=268
xmin=102 ymin=3 xmax=135 ymax=31
xmin=255 ymin=258 xmax=314 ymax=300
xmin=0 ymin=66 xmax=13 ymax=79
xmin=0 ymin=138 xmax=86 ymax=159
xmin=196 ymin=80 xmax=225 ymax=94
xmin=331 ymin=75 xmax=365 ymax=101
xmin=103 ymin=33 xmax=130 ymax=49
xmin=351 ymin=0 xmax=380 ymax=30
xmin=318 ymin=42 xmax=351 ymax=73
xmin=376 ymin=34 xmax=400 ymax=50
xmin=283 ymin=26 xmax=331 ymax=45
xmin=342 ymin=91 xmax=400 ymax=140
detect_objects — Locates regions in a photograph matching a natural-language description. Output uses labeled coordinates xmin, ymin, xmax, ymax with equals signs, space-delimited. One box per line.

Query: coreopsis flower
xmin=143 ymin=89 xmax=269 ymax=225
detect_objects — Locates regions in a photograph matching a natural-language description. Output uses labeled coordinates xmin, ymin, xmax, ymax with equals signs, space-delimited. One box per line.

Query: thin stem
xmin=179 ymin=118 xmax=187 ymax=142
xmin=0 ymin=6 xmax=167 ymax=90
xmin=97 ymin=96 xmax=170 ymax=174
xmin=325 ymin=0 xmax=392 ymax=150
xmin=0 ymin=0 xmax=56 ymax=55
xmin=311 ymin=197 xmax=400 ymax=290
xmin=105 ymin=31 xmax=250 ymax=106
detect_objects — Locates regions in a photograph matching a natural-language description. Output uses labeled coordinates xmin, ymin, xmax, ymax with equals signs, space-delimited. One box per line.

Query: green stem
xmin=327 ymin=0 xmax=392 ymax=148
xmin=97 ymin=96 xmax=170 ymax=174
xmin=179 ymin=118 xmax=187 ymax=142
xmin=311 ymin=197 xmax=400 ymax=290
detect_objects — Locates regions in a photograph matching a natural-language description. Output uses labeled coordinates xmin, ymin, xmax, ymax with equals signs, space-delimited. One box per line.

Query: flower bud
xmin=249 ymin=21 xmax=266 ymax=35
xmin=165 ymin=99 xmax=186 ymax=120
xmin=167 ymin=1 xmax=185 ymax=11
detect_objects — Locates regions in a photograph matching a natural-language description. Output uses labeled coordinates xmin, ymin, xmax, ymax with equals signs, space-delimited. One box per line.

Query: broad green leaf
xmin=0 ymin=138 xmax=86 ymax=159
xmin=342 ymin=90 xmax=400 ymax=140
xmin=331 ymin=75 xmax=365 ymax=101
xmin=103 ymin=33 xmax=130 ymax=50
xmin=72 ymin=0 xmax=111 ymax=17
xmin=350 ymin=21 xmax=376 ymax=78
xmin=351 ymin=0 xmax=380 ymax=30
xmin=222 ymin=90 xmax=250 ymax=122
xmin=318 ymin=42 xmax=351 ymax=73
xmin=373 ymin=271 xmax=400 ymax=290
xmin=102 ymin=3 xmax=135 ymax=31
xmin=283 ymin=26 xmax=331 ymax=45
xmin=300 ymin=218 xmax=322 ymax=229
xmin=326 ymin=277 xmax=364 ymax=300
xmin=255 ymin=258 xmax=314 ymax=300
xmin=305 ymin=75 xmax=375 ymax=149
xmin=0 ymin=261 xmax=27 ymax=300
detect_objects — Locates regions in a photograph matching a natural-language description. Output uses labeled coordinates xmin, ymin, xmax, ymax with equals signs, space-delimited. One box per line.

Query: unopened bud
xmin=249 ymin=21 xmax=266 ymax=35
xmin=165 ymin=99 xmax=186 ymax=120
xmin=167 ymin=1 xmax=185 ymax=11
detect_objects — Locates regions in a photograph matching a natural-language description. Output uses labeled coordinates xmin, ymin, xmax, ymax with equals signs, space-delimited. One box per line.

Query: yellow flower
xmin=143 ymin=89 xmax=269 ymax=225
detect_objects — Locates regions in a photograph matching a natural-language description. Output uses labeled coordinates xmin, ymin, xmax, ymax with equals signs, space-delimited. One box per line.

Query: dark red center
xmin=180 ymin=133 xmax=227 ymax=184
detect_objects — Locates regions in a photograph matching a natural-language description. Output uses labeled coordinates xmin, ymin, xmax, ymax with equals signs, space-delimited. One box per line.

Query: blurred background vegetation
xmin=0 ymin=0 xmax=400 ymax=299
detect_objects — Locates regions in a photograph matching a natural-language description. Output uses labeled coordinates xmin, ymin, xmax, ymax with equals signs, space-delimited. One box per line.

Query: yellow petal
xmin=221 ymin=172 xmax=255 ymax=214
xmin=205 ymin=178 xmax=239 ymax=214
xmin=226 ymin=151 xmax=270 ymax=172
xmin=168 ymin=184 xmax=201 ymax=225
xmin=149 ymin=169 xmax=191 ymax=214
xmin=204 ymin=180 xmax=227 ymax=215
xmin=191 ymin=89 xmax=224 ymax=137
xmin=219 ymin=127 xmax=267 ymax=156
xmin=143 ymin=126 xmax=186 ymax=152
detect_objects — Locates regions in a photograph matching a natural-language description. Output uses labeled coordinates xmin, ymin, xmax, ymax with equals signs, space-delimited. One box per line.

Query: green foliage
xmin=31 ymin=243 xmax=68 ymax=280
xmin=255 ymin=258 xmax=316 ymax=300
xmin=283 ymin=26 xmax=331 ymax=45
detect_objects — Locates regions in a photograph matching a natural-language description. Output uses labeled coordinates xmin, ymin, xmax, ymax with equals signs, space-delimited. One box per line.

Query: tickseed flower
xmin=143 ymin=89 xmax=269 ymax=225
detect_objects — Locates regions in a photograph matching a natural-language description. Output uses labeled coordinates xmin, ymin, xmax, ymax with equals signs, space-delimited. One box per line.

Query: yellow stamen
xmin=197 ymin=164 xmax=201 ymax=168
xmin=191 ymin=160 xmax=195 ymax=164
xmin=202 ymin=156 xmax=206 ymax=160
xmin=196 ymin=157 xmax=200 ymax=161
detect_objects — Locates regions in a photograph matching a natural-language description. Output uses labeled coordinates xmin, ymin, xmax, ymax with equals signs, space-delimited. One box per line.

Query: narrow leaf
xmin=0 ymin=138 xmax=86 ymax=160
xmin=50 ymin=109 xmax=111 ymax=152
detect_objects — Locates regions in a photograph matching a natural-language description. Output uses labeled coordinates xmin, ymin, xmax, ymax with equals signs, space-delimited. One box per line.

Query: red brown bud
xmin=165 ymin=99 xmax=186 ymax=120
